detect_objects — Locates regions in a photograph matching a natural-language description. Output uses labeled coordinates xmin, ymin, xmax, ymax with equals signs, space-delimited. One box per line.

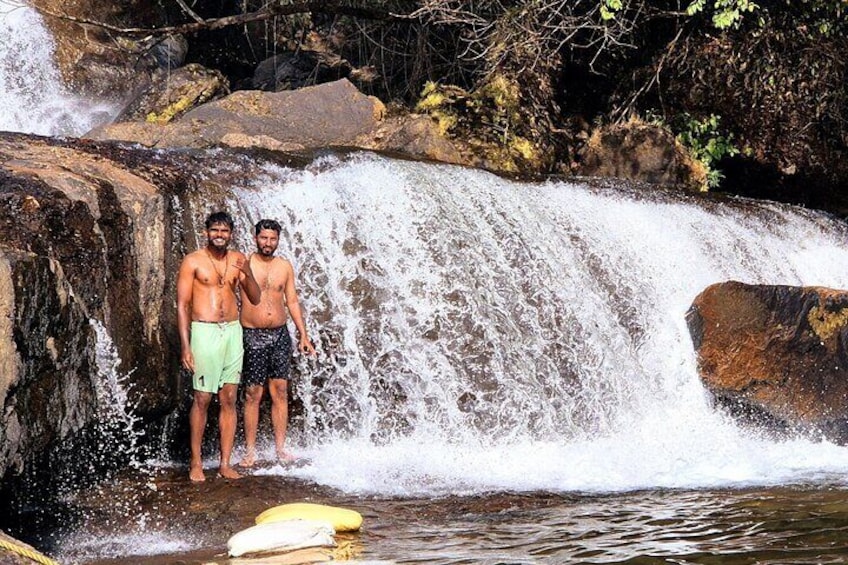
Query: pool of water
xmin=35 ymin=465 xmax=848 ymax=565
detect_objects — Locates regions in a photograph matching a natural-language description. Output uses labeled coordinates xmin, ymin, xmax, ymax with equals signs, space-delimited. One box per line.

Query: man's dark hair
xmin=206 ymin=211 xmax=234 ymax=229
xmin=255 ymin=219 xmax=282 ymax=235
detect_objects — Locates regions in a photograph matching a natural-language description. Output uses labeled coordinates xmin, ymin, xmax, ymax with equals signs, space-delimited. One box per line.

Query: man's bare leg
xmin=269 ymin=378 xmax=295 ymax=461
xmin=189 ymin=391 xmax=212 ymax=482
xmin=218 ymin=383 xmax=242 ymax=479
xmin=238 ymin=384 xmax=264 ymax=467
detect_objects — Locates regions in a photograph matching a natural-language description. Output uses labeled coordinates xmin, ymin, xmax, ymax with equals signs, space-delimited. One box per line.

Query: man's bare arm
xmin=234 ymin=253 xmax=262 ymax=305
xmin=284 ymin=262 xmax=315 ymax=355
xmin=176 ymin=257 xmax=196 ymax=372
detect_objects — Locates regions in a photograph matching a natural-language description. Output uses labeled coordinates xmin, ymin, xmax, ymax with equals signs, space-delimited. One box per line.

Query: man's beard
xmin=257 ymin=246 xmax=275 ymax=257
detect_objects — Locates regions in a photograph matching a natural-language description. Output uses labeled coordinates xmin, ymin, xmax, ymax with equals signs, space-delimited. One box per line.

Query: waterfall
xmin=228 ymin=152 xmax=848 ymax=496
xmin=0 ymin=1 xmax=117 ymax=136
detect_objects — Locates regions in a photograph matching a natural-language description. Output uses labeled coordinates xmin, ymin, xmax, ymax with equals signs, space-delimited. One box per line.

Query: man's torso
xmin=190 ymin=249 xmax=243 ymax=323
xmin=241 ymin=254 xmax=290 ymax=329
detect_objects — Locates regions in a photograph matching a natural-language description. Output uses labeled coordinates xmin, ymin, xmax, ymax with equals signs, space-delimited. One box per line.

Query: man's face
xmin=206 ymin=222 xmax=232 ymax=251
xmin=255 ymin=229 xmax=279 ymax=257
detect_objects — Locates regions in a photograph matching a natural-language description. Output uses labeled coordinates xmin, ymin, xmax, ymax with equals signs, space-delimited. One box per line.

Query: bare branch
xmin=33 ymin=0 xmax=406 ymax=37
xmin=174 ymin=0 xmax=205 ymax=24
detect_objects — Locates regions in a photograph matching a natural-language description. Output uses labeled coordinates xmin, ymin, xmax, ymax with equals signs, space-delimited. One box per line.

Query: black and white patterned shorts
xmin=242 ymin=326 xmax=292 ymax=387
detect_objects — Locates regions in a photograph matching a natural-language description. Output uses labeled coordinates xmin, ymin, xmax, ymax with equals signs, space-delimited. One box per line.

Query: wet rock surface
xmin=38 ymin=463 xmax=569 ymax=565
xmin=687 ymin=281 xmax=848 ymax=441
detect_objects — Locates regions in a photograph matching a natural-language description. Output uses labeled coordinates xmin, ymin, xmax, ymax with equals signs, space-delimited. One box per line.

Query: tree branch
xmin=34 ymin=0 xmax=408 ymax=37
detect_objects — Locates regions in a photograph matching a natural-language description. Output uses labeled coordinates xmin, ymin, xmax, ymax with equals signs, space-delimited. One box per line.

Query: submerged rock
xmin=686 ymin=281 xmax=848 ymax=442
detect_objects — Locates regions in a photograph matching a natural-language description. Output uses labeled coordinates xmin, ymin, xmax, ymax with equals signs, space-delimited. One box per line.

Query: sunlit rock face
xmin=87 ymin=78 xmax=387 ymax=149
xmin=577 ymin=120 xmax=707 ymax=191
xmin=687 ymin=281 xmax=848 ymax=442
xmin=86 ymin=79 xmax=470 ymax=165
xmin=0 ymin=133 xmax=181 ymax=483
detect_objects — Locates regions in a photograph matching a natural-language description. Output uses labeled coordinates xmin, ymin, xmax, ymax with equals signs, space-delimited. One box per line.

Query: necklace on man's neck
xmin=206 ymin=249 xmax=228 ymax=287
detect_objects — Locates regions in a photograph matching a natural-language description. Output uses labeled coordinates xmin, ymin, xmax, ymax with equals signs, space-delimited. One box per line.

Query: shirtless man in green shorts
xmin=177 ymin=211 xmax=261 ymax=482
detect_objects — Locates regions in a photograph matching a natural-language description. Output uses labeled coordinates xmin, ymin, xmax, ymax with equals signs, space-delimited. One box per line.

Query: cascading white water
xmin=231 ymin=152 xmax=848 ymax=496
xmin=90 ymin=319 xmax=142 ymax=452
xmin=0 ymin=1 xmax=117 ymax=136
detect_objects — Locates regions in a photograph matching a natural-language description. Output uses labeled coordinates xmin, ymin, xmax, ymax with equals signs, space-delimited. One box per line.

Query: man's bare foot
xmin=277 ymin=450 xmax=298 ymax=463
xmin=218 ymin=465 xmax=242 ymax=480
xmin=189 ymin=463 xmax=206 ymax=482
xmin=237 ymin=449 xmax=257 ymax=468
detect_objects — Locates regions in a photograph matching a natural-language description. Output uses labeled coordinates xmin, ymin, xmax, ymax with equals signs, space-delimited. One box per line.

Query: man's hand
xmin=298 ymin=336 xmax=316 ymax=356
xmin=233 ymin=255 xmax=253 ymax=276
xmin=181 ymin=348 xmax=195 ymax=373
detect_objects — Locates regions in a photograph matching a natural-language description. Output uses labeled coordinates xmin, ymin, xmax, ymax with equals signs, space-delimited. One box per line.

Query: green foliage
xmin=676 ymin=114 xmax=740 ymax=189
xmin=415 ymin=78 xmax=545 ymax=172
xmin=600 ymin=0 xmax=624 ymax=21
xmin=800 ymin=0 xmax=848 ymax=37
xmin=686 ymin=0 xmax=759 ymax=29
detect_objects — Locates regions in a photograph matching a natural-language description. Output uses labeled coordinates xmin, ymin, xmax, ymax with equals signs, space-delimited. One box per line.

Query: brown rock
xmin=0 ymin=131 xmax=311 ymax=489
xmin=87 ymin=79 xmax=386 ymax=150
xmin=362 ymin=114 xmax=467 ymax=166
xmin=578 ymin=118 xmax=707 ymax=190
xmin=687 ymin=281 xmax=848 ymax=441
xmin=88 ymin=79 xmax=478 ymax=168
xmin=0 ymin=133 xmax=181 ymax=485
xmin=115 ymin=63 xmax=229 ymax=124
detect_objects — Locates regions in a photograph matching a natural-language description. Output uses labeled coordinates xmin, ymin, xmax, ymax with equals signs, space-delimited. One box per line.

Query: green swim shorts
xmin=190 ymin=320 xmax=243 ymax=392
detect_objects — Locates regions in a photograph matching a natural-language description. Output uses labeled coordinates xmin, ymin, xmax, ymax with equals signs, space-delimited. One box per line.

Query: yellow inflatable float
xmin=255 ymin=503 xmax=363 ymax=532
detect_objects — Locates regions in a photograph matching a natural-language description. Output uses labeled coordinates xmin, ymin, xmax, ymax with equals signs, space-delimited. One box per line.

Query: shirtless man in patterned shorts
xmin=238 ymin=219 xmax=315 ymax=467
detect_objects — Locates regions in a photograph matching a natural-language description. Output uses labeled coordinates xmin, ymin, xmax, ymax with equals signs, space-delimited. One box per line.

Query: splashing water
xmin=231 ymin=152 xmax=848 ymax=497
xmin=89 ymin=319 xmax=143 ymax=462
xmin=0 ymin=1 xmax=117 ymax=136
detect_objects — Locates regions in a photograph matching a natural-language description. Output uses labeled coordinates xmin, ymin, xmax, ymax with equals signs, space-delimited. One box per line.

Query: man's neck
xmin=253 ymin=252 xmax=275 ymax=262
xmin=206 ymin=245 xmax=227 ymax=259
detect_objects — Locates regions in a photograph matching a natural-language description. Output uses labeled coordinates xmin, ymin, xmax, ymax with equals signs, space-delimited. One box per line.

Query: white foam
xmin=232 ymin=153 xmax=848 ymax=496
xmin=57 ymin=531 xmax=194 ymax=562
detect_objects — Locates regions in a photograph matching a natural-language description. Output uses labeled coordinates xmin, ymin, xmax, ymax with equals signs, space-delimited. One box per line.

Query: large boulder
xmin=87 ymin=78 xmax=385 ymax=150
xmin=87 ymin=78 xmax=471 ymax=165
xmin=0 ymin=134 xmax=177 ymax=482
xmin=686 ymin=281 xmax=848 ymax=441
xmin=577 ymin=118 xmax=707 ymax=190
